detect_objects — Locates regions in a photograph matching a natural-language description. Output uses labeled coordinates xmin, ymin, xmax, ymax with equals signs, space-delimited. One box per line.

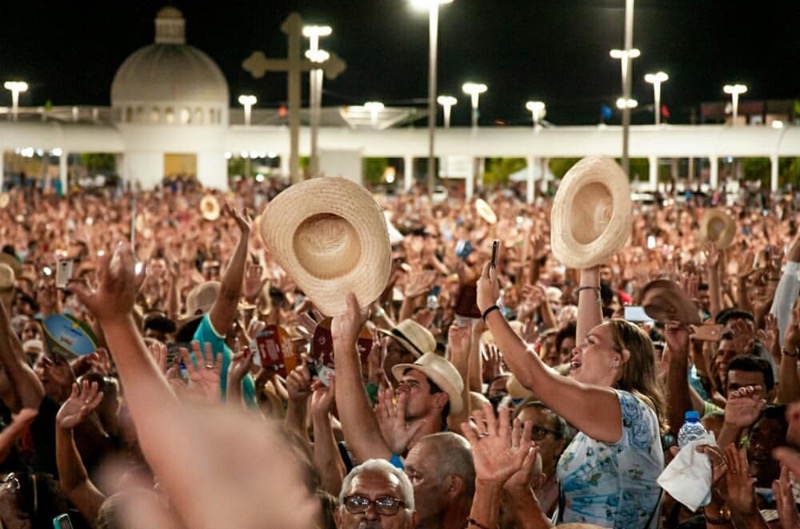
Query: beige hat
xmin=392 ymin=353 xmax=464 ymax=415
xmin=550 ymin=156 xmax=632 ymax=269
xmin=481 ymin=320 xmax=524 ymax=345
xmin=0 ymin=253 xmax=22 ymax=276
xmin=200 ymin=194 xmax=221 ymax=221
xmin=475 ymin=198 xmax=497 ymax=224
xmin=179 ymin=281 xmax=220 ymax=325
xmin=377 ymin=319 xmax=436 ymax=359
xmin=259 ymin=177 xmax=391 ymax=317
xmin=0 ymin=263 xmax=15 ymax=311
xmin=638 ymin=279 xmax=702 ymax=325
xmin=699 ymin=208 xmax=736 ymax=250
xmin=0 ymin=193 xmax=9 ymax=209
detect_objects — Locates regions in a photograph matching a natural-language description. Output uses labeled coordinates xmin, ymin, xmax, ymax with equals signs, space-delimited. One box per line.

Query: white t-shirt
xmin=557 ymin=389 xmax=664 ymax=528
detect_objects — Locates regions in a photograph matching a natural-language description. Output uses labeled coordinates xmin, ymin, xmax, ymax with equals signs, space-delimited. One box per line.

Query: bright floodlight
xmin=462 ymin=82 xmax=488 ymax=95
xmin=363 ymin=101 xmax=385 ymax=111
xmin=238 ymin=95 xmax=257 ymax=106
xmin=302 ymin=25 xmax=332 ymax=38
xmin=616 ymin=98 xmax=638 ymax=109
xmin=4 ymin=81 xmax=29 ymax=122
xmin=437 ymin=95 xmax=457 ymax=106
xmin=609 ymin=48 xmax=641 ymax=59
xmin=723 ymin=84 xmax=748 ymax=95
xmin=526 ymin=101 xmax=546 ymax=128
xmin=644 ymin=71 xmax=669 ymax=84
xmin=305 ymin=49 xmax=330 ymax=63
xmin=411 ymin=0 xmax=453 ymax=10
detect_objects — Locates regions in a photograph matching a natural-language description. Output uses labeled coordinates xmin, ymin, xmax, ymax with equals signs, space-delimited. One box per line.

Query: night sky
xmin=4 ymin=1 xmax=800 ymax=126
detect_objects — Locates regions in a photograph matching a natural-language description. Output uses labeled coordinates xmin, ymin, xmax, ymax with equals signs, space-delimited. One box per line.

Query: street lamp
xmin=644 ymin=71 xmax=668 ymax=125
xmin=525 ymin=101 xmax=546 ymax=129
xmin=462 ymin=82 xmax=487 ymax=130
xmin=412 ymin=0 xmax=453 ymax=196
xmin=303 ymin=25 xmax=332 ymax=178
xmin=609 ymin=0 xmax=638 ymax=176
xmin=723 ymin=83 xmax=748 ymax=126
xmin=4 ymin=81 xmax=28 ymax=122
xmin=437 ymin=95 xmax=457 ymax=129
xmin=616 ymin=97 xmax=638 ymax=109
xmin=364 ymin=101 xmax=384 ymax=128
xmin=237 ymin=94 xmax=257 ymax=126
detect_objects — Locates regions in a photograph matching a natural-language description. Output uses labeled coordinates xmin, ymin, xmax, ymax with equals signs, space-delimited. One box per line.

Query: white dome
xmin=110 ymin=7 xmax=229 ymax=122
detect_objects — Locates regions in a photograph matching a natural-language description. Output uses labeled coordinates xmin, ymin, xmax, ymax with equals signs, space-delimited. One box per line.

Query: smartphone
xmin=55 ymin=259 xmax=74 ymax=289
xmin=455 ymin=240 xmax=474 ymax=261
xmin=490 ymin=239 xmax=500 ymax=268
xmin=166 ymin=342 xmax=192 ymax=365
xmin=623 ymin=305 xmax=654 ymax=323
xmin=646 ymin=235 xmax=656 ymax=250
xmin=53 ymin=513 xmax=74 ymax=529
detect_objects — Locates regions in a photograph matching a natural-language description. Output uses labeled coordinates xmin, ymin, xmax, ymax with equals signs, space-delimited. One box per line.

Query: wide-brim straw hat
xmin=475 ymin=198 xmax=498 ymax=224
xmin=377 ymin=319 xmax=436 ymax=359
xmin=550 ymin=156 xmax=632 ymax=269
xmin=699 ymin=208 xmax=736 ymax=250
xmin=638 ymin=278 xmax=702 ymax=325
xmin=392 ymin=352 xmax=464 ymax=415
xmin=259 ymin=177 xmax=391 ymax=317
xmin=200 ymin=194 xmax=221 ymax=221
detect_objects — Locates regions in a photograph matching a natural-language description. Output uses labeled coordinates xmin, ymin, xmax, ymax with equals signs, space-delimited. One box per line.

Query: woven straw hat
xmin=179 ymin=281 xmax=220 ymax=325
xmin=475 ymin=198 xmax=497 ymax=224
xmin=639 ymin=279 xmax=702 ymax=325
xmin=699 ymin=208 xmax=736 ymax=250
xmin=550 ymin=156 xmax=632 ymax=269
xmin=200 ymin=194 xmax=221 ymax=221
xmin=392 ymin=353 xmax=464 ymax=415
xmin=377 ymin=319 xmax=436 ymax=359
xmin=259 ymin=177 xmax=391 ymax=317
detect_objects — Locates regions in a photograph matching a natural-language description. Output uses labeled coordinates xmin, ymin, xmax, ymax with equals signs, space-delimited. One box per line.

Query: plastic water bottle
xmin=677 ymin=410 xmax=708 ymax=449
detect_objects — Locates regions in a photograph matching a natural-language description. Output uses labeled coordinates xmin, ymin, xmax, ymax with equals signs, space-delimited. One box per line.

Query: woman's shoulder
xmin=613 ymin=389 xmax=659 ymax=441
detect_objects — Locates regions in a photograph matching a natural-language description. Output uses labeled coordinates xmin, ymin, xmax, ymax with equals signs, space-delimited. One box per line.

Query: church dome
xmin=111 ymin=7 xmax=229 ymax=125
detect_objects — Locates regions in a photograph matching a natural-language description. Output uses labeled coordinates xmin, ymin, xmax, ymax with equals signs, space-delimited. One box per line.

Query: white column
xmin=648 ymin=156 xmax=658 ymax=191
xmin=404 ymin=155 xmax=414 ymax=192
xmin=280 ymin=155 xmax=290 ymax=179
xmin=526 ymin=155 xmax=535 ymax=204
xmin=465 ymin=159 xmax=475 ymax=200
xmin=709 ymin=156 xmax=719 ymax=189
xmin=59 ymin=151 xmax=68 ymax=195
xmin=0 ymin=151 xmax=4 ymax=191
xmin=539 ymin=158 xmax=548 ymax=194
xmin=771 ymin=154 xmax=779 ymax=192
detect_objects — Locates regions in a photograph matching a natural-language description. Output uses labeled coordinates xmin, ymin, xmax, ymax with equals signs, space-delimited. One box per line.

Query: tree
xmin=483 ymin=157 xmax=527 ymax=186
xmin=363 ymin=157 xmax=389 ymax=186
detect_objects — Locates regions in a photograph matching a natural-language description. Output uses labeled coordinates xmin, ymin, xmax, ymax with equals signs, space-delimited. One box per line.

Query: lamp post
xmin=412 ymin=0 xmax=452 ymax=196
xmin=437 ymin=95 xmax=457 ymax=129
xmin=723 ymin=83 xmax=748 ymax=126
xmin=4 ymin=81 xmax=28 ymax=122
xmin=303 ymin=25 xmax=332 ymax=178
xmin=525 ymin=100 xmax=546 ymax=129
xmin=609 ymin=0 xmax=638 ymax=176
xmin=462 ymin=82 xmax=487 ymax=130
xmin=643 ymin=71 xmax=668 ymax=125
xmin=364 ymin=101 xmax=384 ymax=128
xmin=238 ymin=94 xmax=257 ymax=126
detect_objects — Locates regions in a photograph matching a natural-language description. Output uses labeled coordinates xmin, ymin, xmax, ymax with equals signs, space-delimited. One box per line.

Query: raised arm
xmin=208 ymin=204 xmax=251 ymax=337
xmin=664 ymin=322 xmax=695 ymax=437
xmin=0 ymin=295 xmax=43 ymax=411
xmin=309 ymin=377 xmax=345 ymax=496
xmin=332 ymin=293 xmax=392 ymax=462
xmin=575 ymin=267 xmax=603 ymax=346
xmin=477 ymin=262 xmax=624 ymax=443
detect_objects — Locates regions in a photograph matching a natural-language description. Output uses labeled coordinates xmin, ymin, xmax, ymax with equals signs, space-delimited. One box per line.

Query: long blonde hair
xmin=607 ymin=319 xmax=668 ymax=433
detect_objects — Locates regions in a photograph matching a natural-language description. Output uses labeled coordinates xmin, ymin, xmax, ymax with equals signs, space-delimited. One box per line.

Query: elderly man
xmin=335 ymin=458 xmax=418 ymax=529
xmin=403 ymin=433 xmax=474 ymax=529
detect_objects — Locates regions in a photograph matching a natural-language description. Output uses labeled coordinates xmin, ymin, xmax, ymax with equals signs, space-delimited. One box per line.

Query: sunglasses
xmin=343 ymin=495 xmax=406 ymax=516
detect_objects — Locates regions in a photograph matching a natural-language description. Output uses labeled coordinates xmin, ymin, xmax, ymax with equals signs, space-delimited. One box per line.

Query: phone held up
xmin=490 ymin=239 xmax=500 ymax=269
xmin=53 ymin=513 xmax=74 ymax=529
xmin=623 ymin=305 xmax=654 ymax=323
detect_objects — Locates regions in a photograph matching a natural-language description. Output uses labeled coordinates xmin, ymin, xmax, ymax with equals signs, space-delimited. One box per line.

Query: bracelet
xmin=466 ymin=518 xmax=493 ymax=529
xmin=783 ymin=347 xmax=799 ymax=358
xmin=704 ymin=517 xmax=731 ymax=526
xmin=481 ymin=305 xmax=500 ymax=321
xmin=575 ymin=285 xmax=601 ymax=296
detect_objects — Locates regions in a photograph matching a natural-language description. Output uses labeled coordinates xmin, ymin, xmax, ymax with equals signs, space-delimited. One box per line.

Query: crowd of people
xmin=0 ymin=167 xmax=798 ymax=529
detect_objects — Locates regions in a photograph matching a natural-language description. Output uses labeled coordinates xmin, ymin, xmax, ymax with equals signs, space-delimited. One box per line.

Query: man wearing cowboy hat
xmin=333 ymin=294 xmax=464 ymax=467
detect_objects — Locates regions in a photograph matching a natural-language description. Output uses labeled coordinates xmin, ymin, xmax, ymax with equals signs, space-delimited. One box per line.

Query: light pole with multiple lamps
xmin=462 ymin=82 xmax=487 ymax=130
xmin=723 ymin=83 xmax=748 ymax=125
xmin=644 ymin=71 xmax=668 ymax=125
xmin=524 ymin=101 xmax=546 ymax=203
xmin=437 ymin=95 xmax=457 ymax=129
xmin=411 ymin=0 xmax=453 ymax=196
xmin=525 ymin=100 xmax=546 ymax=129
xmin=238 ymin=94 xmax=257 ymax=126
xmin=303 ymin=25 xmax=332 ymax=178
xmin=609 ymin=0 xmax=638 ymax=176
xmin=364 ymin=101 xmax=384 ymax=128
xmin=4 ymin=81 xmax=28 ymax=122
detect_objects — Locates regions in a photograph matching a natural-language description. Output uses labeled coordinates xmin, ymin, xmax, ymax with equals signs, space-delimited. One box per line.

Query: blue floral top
xmin=556 ymin=389 xmax=663 ymax=528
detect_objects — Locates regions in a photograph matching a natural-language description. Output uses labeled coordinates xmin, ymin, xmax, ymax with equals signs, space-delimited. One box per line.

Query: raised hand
xmin=243 ymin=263 xmax=265 ymax=303
xmin=723 ymin=385 xmax=765 ymax=429
xmin=56 ymin=380 xmax=104 ymax=430
xmin=286 ymin=361 xmax=313 ymax=405
xmin=309 ymin=376 xmax=336 ymax=418
xmin=773 ymin=463 xmax=800 ymax=529
xmin=462 ymin=403 xmax=534 ymax=485
xmin=228 ymin=347 xmax=255 ymax=386
xmin=374 ymin=388 xmax=425 ymax=455
xmin=226 ymin=200 xmax=252 ymax=234
xmin=330 ymin=293 xmax=368 ymax=348
xmin=476 ymin=263 xmax=501 ymax=315
xmin=175 ymin=342 xmax=221 ymax=402
xmin=718 ymin=444 xmax=758 ymax=518
xmin=663 ymin=322 xmax=691 ymax=359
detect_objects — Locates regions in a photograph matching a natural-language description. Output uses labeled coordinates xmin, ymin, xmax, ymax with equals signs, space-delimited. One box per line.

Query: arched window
xmin=135 ymin=106 xmax=145 ymax=123
xmin=194 ymin=108 xmax=204 ymax=124
xmin=150 ymin=107 xmax=161 ymax=123
xmin=180 ymin=107 xmax=191 ymax=124
xmin=165 ymin=107 xmax=175 ymax=124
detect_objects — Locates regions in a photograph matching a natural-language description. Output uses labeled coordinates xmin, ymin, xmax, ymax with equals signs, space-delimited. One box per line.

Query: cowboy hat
xmin=638 ymin=279 xmax=702 ymax=325
xmin=377 ymin=319 xmax=436 ymax=359
xmin=200 ymin=194 xmax=221 ymax=221
xmin=475 ymin=198 xmax=497 ymax=224
xmin=178 ymin=281 xmax=220 ymax=326
xmin=550 ymin=156 xmax=632 ymax=269
xmin=699 ymin=208 xmax=736 ymax=250
xmin=392 ymin=353 xmax=464 ymax=415
xmin=259 ymin=177 xmax=391 ymax=317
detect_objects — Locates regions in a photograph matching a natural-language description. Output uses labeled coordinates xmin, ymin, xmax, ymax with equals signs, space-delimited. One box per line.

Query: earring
xmin=611 ymin=360 xmax=620 ymax=369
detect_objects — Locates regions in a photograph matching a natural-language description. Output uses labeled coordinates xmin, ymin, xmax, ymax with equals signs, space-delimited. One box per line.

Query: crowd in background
xmin=0 ymin=174 xmax=798 ymax=529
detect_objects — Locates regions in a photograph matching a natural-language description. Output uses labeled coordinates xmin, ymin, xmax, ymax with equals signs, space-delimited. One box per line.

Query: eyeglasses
xmin=343 ymin=495 xmax=406 ymax=516
xmin=531 ymin=425 xmax=560 ymax=441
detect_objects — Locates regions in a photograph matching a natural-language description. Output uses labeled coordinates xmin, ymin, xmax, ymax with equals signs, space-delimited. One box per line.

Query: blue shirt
xmin=192 ymin=314 xmax=256 ymax=406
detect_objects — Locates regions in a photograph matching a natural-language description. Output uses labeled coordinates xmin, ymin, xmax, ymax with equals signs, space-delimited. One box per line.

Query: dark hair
xmin=715 ymin=308 xmax=755 ymax=326
xmin=727 ymin=354 xmax=774 ymax=392
xmin=555 ymin=322 xmax=577 ymax=353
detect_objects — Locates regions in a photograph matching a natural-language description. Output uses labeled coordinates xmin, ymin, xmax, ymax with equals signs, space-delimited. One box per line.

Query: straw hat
xmin=179 ymin=281 xmax=220 ymax=325
xmin=550 ymin=156 xmax=632 ymax=269
xmin=638 ymin=279 xmax=702 ymax=325
xmin=259 ymin=177 xmax=391 ymax=317
xmin=699 ymin=208 xmax=736 ymax=250
xmin=0 ymin=193 xmax=10 ymax=209
xmin=0 ymin=263 xmax=14 ymax=311
xmin=392 ymin=353 xmax=464 ymax=415
xmin=200 ymin=194 xmax=221 ymax=221
xmin=377 ymin=319 xmax=436 ymax=359
xmin=475 ymin=198 xmax=497 ymax=224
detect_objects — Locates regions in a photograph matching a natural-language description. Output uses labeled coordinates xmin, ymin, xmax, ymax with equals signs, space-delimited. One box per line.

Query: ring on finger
xmin=204 ymin=363 xmax=214 ymax=369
